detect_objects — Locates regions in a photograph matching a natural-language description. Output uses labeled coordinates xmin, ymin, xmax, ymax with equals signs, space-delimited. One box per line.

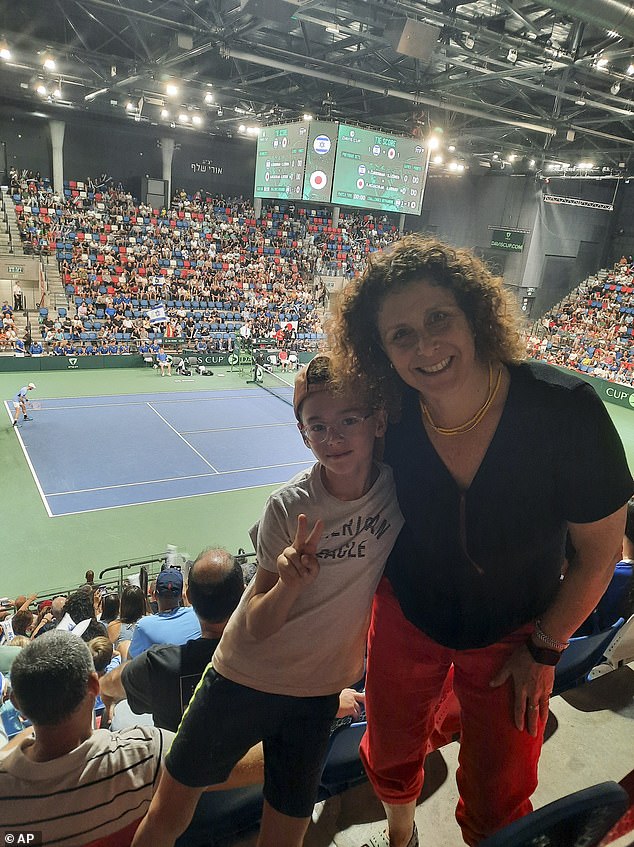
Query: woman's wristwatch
xmin=525 ymin=637 xmax=563 ymax=666
xmin=526 ymin=619 xmax=570 ymax=666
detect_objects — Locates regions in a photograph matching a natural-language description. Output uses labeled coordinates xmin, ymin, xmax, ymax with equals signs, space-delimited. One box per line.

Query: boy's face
xmin=298 ymin=389 xmax=386 ymax=493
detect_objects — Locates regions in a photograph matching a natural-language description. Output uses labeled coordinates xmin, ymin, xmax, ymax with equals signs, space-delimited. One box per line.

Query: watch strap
xmin=525 ymin=636 xmax=563 ymax=666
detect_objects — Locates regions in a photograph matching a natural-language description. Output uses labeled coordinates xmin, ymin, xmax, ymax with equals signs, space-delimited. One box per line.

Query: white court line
xmin=47 ymin=460 xmax=310 ymax=497
xmin=46 ymin=473 xmax=312 ymax=517
xmin=182 ymin=422 xmax=295 ymax=434
xmin=29 ymin=392 xmax=262 ymax=412
xmin=3 ymin=400 xmax=53 ymax=518
xmin=146 ymin=402 xmax=219 ymax=473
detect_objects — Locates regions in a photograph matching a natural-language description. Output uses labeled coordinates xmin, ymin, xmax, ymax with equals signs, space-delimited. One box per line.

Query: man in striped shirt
xmin=0 ymin=631 xmax=173 ymax=847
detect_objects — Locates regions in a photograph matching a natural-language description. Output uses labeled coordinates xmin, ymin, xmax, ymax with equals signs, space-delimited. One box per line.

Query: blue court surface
xmin=4 ymin=388 xmax=313 ymax=516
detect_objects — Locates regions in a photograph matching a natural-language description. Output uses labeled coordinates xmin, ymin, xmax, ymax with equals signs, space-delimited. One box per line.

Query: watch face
xmin=526 ymin=638 xmax=562 ymax=666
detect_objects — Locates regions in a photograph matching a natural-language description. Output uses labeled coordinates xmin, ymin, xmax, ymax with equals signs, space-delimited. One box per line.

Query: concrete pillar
xmin=161 ymin=137 xmax=175 ymax=202
xmin=399 ymin=213 xmax=405 ymax=233
xmin=332 ymin=205 xmax=340 ymax=228
xmin=49 ymin=120 xmax=65 ymax=195
xmin=254 ymin=197 xmax=262 ymax=218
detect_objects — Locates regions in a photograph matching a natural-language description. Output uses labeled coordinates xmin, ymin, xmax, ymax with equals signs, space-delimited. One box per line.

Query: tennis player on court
xmin=12 ymin=382 xmax=36 ymax=426
xmin=132 ymin=354 xmax=403 ymax=847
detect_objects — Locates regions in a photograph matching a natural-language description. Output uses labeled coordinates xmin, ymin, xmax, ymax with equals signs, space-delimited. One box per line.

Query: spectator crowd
xmin=6 ymin=168 xmax=402 ymax=359
xmin=526 ymin=258 xmax=634 ymax=386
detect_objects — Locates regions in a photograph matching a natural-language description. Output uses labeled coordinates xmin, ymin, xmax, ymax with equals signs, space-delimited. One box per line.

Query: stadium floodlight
xmin=204 ymin=92 xmax=214 ymax=104
xmin=43 ymin=57 xmax=56 ymax=71
xmin=611 ymin=82 xmax=621 ymax=95
xmin=166 ymin=83 xmax=178 ymax=97
xmin=0 ymin=46 xmax=11 ymax=61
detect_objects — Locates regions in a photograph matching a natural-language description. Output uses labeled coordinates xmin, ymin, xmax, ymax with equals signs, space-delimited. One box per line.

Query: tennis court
xmin=2 ymin=365 xmax=634 ymax=599
xmin=4 ymin=379 xmax=313 ymax=517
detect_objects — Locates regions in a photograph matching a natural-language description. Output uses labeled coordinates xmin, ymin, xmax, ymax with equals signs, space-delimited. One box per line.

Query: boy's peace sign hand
xmin=277 ymin=514 xmax=323 ymax=591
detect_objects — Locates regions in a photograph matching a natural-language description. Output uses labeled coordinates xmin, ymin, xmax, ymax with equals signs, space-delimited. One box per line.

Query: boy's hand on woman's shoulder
xmin=277 ymin=514 xmax=323 ymax=591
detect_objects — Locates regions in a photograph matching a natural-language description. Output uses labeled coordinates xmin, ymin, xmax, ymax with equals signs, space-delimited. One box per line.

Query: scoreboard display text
xmin=331 ymin=124 xmax=426 ymax=214
xmin=253 ymin=121 xmax=426 ymax=214
xmin=254 ymin=124 xmax=309 ymax=199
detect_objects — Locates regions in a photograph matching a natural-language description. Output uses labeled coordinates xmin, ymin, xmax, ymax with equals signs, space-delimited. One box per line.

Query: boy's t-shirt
xmin=212 ymin=462 xmax=403 ymax=697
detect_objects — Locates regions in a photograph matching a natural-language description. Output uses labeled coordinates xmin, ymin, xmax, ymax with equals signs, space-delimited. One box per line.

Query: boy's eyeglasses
xmin=301 ymin=412 xmax=374 ymax=444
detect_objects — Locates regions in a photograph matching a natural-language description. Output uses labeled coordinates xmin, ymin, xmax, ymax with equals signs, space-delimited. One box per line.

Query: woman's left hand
xmin=489 ymin=644 xmax=555 ymax=736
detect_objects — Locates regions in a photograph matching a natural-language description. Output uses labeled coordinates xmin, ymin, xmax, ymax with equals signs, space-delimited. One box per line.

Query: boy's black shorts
xmin=166 ymin=667 xmax=340 ymax=818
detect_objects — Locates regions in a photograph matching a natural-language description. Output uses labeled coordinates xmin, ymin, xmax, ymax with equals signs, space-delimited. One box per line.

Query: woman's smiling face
xmin=377 ymin=279 xmax=479 ymax=398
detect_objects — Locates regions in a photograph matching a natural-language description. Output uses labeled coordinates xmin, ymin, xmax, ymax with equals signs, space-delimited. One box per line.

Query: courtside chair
xmin=552 ymin=618 xmax=625 ymax=697
xmin=478 ymin=782 xmax=629 ymax=847
xmin=175 ymin=786 xmax=264 ymax=847
xmin=587 ymin=614 xmax=634 ymax=682
xmin=317 ymin=719 xmax=368 ymax=800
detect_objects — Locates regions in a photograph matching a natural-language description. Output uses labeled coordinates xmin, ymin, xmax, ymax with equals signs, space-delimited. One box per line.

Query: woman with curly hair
xmin=331 ymin=235 xmax=632 ymax=847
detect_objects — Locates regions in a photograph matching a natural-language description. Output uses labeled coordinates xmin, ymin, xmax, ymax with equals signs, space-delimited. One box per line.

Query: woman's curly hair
xmin=329 ymin=235 xmax=524 ymax=413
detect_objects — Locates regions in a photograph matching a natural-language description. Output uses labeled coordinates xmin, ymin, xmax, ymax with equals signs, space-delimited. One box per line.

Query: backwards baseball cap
xmin=156 ymin=568 xmax=184 ymax=596
xmin=28 ymin=382 xmax=36 ymax=390
xmin=293 ymin=353 xmax=335 ymax=421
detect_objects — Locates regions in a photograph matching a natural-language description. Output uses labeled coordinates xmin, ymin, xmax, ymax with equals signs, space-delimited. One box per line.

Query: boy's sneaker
xmin=12 ymin=421 xmax=17 ymax=426
xmin=361 ymin=824 xmax=418 ymax=847
xmin=23 ymin=416 xmax=32 ymax=421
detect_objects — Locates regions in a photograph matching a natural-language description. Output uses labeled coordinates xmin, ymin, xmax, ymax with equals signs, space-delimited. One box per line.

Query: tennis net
xmin=256 ymin=363 xmax=294 ymax=407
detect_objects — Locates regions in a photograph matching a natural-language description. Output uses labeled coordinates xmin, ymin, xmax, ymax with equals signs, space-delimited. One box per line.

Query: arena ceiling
xmin=2 ymin=0 xmax=634 ymax=179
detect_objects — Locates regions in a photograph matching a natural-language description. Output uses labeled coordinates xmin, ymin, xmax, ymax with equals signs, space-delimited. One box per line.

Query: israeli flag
xmin=147 ymin=304 xmax=167 ymax=325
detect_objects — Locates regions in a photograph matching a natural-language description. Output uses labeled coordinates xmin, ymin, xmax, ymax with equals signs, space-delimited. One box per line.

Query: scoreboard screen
xmin=302 ymin=121 xmax=337 ymax=203
xmin=254 ymin=123 xmax=309 ymax=200
xmin=331 ymin=124 xmax=426 ymax=214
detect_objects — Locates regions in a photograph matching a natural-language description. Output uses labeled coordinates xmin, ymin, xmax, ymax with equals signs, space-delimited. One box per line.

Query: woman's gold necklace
xmin=419 ymin=362 xmax=503 ymax=437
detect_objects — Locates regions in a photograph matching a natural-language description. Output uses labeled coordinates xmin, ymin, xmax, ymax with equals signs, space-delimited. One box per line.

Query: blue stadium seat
xmin=478 ymin=782 xmax=628 ymax=847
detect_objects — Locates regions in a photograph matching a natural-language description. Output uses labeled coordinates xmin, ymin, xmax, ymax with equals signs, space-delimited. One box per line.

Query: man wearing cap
xmin=128 ymin=568 xmax=201 ymax=659
xmin=11 ymin=382 xmax=36 ymax=426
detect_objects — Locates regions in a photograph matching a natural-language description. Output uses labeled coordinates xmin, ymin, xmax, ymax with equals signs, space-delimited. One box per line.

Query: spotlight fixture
xmin=303 ymin=113 xmax=313 ymax=121
xmin=448 ymin=144 xmax=456 ymax=152
xmin=507 ymin=48 xmax=517 ymax=63
xmin=161 ymin=109 xmax=169 ymax=118
xmin=192 ymin=114 xmax=202 ymax=125
xmin=238 ymin=124 xmax=246 ymax=132
xmin=596 ymin=57 xmax=609 ymax=69
xmin=432 ymin=155 xmax=443 ymax=164
xmin=43 ymin=57 xmax=56 ymax=71
xmin=126 ymin=101 xmax=135 ymax=111
xmin=85 ymin=88 xmax=108 ymax=102
xmin=0 ymin=46 xmax=11 ymax=61
xmin=166 ymin=83 xmax=178 ymax=97
xmin=628 ymin=64 xmax=634 ymax=76
xmin=574 ymin=97 xmax=586 ymax=106
xmin=464 ymin=34 xmax=475 ymax=49
xmin=178 ymin=113 xmax=189 ymax=122
xmin=611 ymin=82 xmax=621 ymax=95
xmin=36 ymin=84 xmax=47 ymax=96
xmin=204 ymin=92 xmax=214 ymax=104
